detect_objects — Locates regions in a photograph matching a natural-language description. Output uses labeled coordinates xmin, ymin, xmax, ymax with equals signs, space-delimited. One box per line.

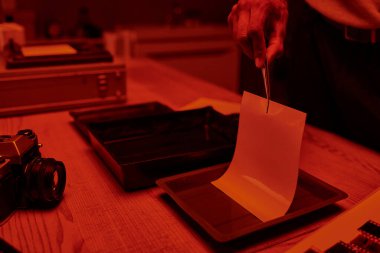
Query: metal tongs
xmin=261 ymin=57 xmax=271 ymax=114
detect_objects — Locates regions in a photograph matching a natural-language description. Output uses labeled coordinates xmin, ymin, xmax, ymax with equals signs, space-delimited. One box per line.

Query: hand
xmin=228 ymin=0 xmax=288 ymax=68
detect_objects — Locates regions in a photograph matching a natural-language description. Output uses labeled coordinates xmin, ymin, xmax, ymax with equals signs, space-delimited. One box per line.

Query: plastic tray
xmin=157 ymin=163 xmax=348 ymax=242
xmin=71 ymin=104 xmax=238 ymax=190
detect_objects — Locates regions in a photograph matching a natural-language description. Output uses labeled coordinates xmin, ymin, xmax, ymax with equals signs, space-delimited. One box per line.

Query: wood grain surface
xmin=0 ymin=59 xmax=379 ymax=253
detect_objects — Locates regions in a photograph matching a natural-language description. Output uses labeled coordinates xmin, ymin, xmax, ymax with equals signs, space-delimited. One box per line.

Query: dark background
xmin=2 ymin=0 xmax=235 ymax=38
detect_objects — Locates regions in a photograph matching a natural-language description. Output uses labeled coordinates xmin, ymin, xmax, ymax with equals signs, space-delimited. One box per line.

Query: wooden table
xmin=0 ymin=59 xmax=379 ymax=253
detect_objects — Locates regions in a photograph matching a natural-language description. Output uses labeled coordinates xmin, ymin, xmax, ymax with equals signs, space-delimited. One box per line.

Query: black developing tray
xmin=157 ymin=163 xmax=348 ymax=242
xmin=70 ymin=102 xmax=173 ymax=140
xmin=75 ymin=105 xmax=238 ymax=190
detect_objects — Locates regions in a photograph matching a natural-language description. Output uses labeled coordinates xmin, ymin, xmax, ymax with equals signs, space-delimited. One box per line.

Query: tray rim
xmin=70 ymin=101 xmax=174 ymax=140
xmin=69 ymin=101 xmax=172 ymax=120
xmin=156 ymin=163 xmax=348 ymax=242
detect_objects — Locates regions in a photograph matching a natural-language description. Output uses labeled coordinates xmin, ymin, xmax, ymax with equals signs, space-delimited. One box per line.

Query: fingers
xmin=249 ymin=4 xmax=267 ymax=68
xmin=238 ymin=9 xmax=254 ymax=58
xmin=229 ymin=4 xmax=253 ymax=59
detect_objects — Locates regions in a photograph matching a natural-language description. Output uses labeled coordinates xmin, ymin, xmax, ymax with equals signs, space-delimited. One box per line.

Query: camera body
xmin=0 ymin=129 xmax=66 ymax=223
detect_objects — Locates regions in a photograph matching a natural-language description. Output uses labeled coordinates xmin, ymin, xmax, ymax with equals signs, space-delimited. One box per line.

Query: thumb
xmin=252 ymin=30 xmax=266 ymax=68
xmin=266 ymin=36 xmax=284 ymax=64
xmin=267 ymin=13 xmax=287 ymax=64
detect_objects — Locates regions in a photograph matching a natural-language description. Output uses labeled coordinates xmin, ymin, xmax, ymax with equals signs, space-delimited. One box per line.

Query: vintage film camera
xmin=0 ymin=129 xmax=66 ymax=223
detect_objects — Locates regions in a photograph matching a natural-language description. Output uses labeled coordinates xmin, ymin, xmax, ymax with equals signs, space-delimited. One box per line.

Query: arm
xmin=228 ymin=0 xmax=288 ymax=68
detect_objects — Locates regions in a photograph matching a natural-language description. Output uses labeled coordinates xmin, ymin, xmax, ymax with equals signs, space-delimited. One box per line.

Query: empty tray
xmin=74 ymin=105 xmax=238 ymax=190
xmin=157 ymin=163 xmax=348 ymax=242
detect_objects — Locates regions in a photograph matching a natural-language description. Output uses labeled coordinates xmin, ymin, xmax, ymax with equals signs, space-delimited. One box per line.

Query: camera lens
xmin=24 ymin=158 xmax=66 ymax=206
